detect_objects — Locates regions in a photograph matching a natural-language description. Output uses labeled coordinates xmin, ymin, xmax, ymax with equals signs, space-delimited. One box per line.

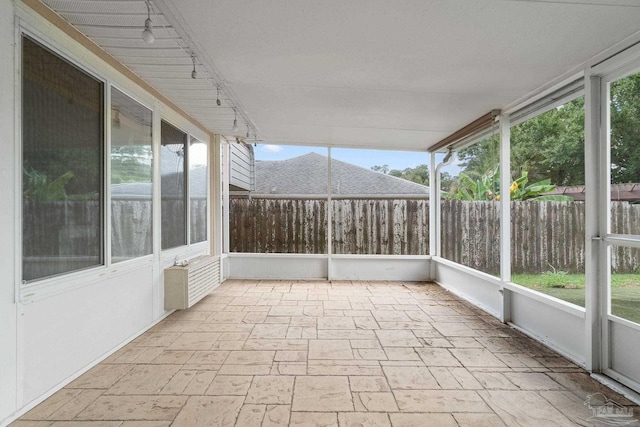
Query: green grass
xmin=511 ymin=273 xmax=640 ymax=324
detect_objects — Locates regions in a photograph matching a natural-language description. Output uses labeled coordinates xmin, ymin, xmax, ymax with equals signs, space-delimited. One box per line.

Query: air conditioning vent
xmin=164 ymin=255 xmax=220 ymax=309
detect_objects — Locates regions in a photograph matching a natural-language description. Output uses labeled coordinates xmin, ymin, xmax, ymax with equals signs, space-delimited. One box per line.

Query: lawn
xmin=511 ymin=273 xmax=640 ymax=324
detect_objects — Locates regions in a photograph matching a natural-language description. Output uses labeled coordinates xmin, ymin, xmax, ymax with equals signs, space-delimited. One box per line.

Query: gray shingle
xmin=255 ymin=152 xmax=429 ymax=197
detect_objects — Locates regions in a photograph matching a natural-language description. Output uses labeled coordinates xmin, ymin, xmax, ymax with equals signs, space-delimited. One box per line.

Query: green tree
xmin=371 ymin=164 xmax=389 ymax=174
xmin=611 ymin=73 xmax=640 ymax=184
xmin=456 ymin=98 xmax=585 ymax=187
xmin=111 ymin=145 xmax=153 ymax=184
xmin=456 ymin=135 xmax=500 ymax=181
xmin=390 ymin=164 xmax=429 ymax=186
xmin=510 ymin=97 xmax=585 ymax=186
xmin=372 ymin=164 xmax=430 ymax=186
xmin=440 ymin=172 xmax=456 ymax=192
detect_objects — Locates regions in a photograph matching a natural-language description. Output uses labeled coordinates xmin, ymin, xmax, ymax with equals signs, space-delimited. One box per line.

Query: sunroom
xmin=3 ymin=0 xmax=640 ymax=425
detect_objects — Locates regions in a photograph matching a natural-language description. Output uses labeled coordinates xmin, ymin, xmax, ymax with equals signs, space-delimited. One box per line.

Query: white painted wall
xmin=22 ymin=265 xmax=155 ymax=404
xmin=509 ymin=287 xmax=586 ymax=367
xmin=609 ymin=321 xmax=640 ymax=391
xmin=433 ymin=257 xmax=587 ymax=367
xmin=221 ymin=254 xmax=231 ymax=281
xmin=0 ymin=0 xmax=17 ymax=423
xmin=228 ymin=254 xmax=431 ymax=282
xmin=331 ymin=256 xmax=430 ymax=281
xmin=433 ymin=258 xmax=503 ymax=318
xmin=229 ymin=254 xmax=328 ymax=280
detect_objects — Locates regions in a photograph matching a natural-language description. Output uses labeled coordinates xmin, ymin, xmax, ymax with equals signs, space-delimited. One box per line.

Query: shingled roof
xmin=254 ymin=152 xmax=429 ymax=197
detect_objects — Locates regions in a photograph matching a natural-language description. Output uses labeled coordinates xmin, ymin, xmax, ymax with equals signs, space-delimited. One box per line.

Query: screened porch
xmin=3 ymin=0 xmax=640 ymax=426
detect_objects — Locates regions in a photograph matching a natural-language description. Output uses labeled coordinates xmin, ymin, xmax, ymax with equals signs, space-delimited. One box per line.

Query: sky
xmin=254 ymin=144 xmax=437 ymax=172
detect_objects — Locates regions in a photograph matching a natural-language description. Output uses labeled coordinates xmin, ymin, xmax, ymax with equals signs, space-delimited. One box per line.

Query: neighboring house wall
xmin=230 ymin=142 xmax=254 ymax=191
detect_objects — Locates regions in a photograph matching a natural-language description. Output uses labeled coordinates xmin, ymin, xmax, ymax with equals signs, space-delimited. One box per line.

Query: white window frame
xmin=15 ymin=11 xmax=211 ymax=302
xmin=109 ymin=84 xmax=156 ymax=265
xmin=157 ymin=112 xmax=211 ymax=265
xmin=18 ymin=29 xmax=109 ymax=290
xmin=503 ymin=84 xmax=587 ymax=310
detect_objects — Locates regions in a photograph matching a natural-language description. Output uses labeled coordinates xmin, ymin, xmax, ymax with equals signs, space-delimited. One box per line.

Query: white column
xmin=2 ymin=0 xmax=19 ymax=419
xmin=429 ymin=152 xmax=437 ymax=260
xmin=584 ymin=71 xmax=604 ymax=372
xmin=211 ymin=134 xmax=222 ymax=257
xmin=499 ymin=113 xmax=511 ymax=322
xmin=222 ymin=140 xmax=230 ymax=255
xmin=327 ymin=147 xmax=333 ymax=281
xmin=151 ymin=101 xmax=163 ymax=319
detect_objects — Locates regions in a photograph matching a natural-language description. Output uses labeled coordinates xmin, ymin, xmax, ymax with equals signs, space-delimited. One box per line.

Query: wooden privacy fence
xmin=230 ymin=198 xmax=640 ymax=274
xmin=441 ymin=200 xmax=588 ymax=275
xmin=228 ymin=198 xmax=429 ymax=255
xmin=21 ymin=198 xmax=640 ymax=274
xmin=332 ymin=199 xmax=429 ymax=255
xmin=229 ymin=198 xmax=328 ymax=254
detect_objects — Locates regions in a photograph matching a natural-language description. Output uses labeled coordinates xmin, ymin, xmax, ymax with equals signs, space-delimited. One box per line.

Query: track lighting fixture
xmin=253 ymin=133 xmax=258 ymax=147
xmin=216 ymin=87 xmax=221 ymax=106
xmin=142 ymin=0 xmax=155 ymax=44
xmin=246 ymin=127 xmax=250 ymax=139
xmin=232 ymin=110 xmax=238 ymax=132
xmin=191 ymin=55 xmax=197 ymax=79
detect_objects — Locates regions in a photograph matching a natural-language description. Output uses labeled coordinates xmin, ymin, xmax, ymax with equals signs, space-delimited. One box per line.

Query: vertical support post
xmin=104 ymin=85 xmax=112 ymax=268
xmin=222 ymin=140 xmax=230 ymax=256
xmin=185 ymin=135 xmax=191 ymax=247
xmin=327 ymin=147 xmax=333 ymax=281
xmin=585 ymin=72 xmax=604 ymax=372
xmin=13 ymin=21 xmax=24 ymax=411
xmin=600 ymin=77 xmax=613 ymax=374
xmin=499 ymin=113 xmax=511 ymax=323
xmin=151 ymin=101 xmax=162 ymax=318
xmin=429 ymin=152 xmax=437 ymax=262
xmin=211 ymin=133 xmax=222 ymax=257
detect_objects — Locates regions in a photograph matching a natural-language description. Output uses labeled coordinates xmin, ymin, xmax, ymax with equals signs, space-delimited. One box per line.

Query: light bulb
xmin=191 ymin=55 xmax=197 ymax=79
xmin=232 ymin=118 xmax=238 ymax=132
xmin=216 ymin=98 xmax=221 ymax=106
xmin=142 ymin=18 xmax=154 ymax=43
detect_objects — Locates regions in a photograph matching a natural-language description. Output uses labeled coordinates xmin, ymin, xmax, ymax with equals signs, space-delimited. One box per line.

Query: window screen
xmin=111 ymin=88 xmax=153 ymax=261
xmin=161 ymin=120 xmax=187 ymax=249
xmin=22 ymin=36 xmax=104 ymax=282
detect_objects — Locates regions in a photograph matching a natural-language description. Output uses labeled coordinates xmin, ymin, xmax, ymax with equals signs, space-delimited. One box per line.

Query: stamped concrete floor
xmin=12 ymin=280 xmax=640 ymax=427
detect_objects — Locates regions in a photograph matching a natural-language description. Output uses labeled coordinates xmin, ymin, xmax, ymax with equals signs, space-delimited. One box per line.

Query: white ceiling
xmin=44 ymin=0 xmax=640 ymax=151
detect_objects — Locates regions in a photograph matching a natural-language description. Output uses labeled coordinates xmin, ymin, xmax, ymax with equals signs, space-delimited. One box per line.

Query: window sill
xmin=19 ymin=255 xmax=154 ymax=303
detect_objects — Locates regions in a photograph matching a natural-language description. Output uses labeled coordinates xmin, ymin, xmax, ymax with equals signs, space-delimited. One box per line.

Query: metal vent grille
xmin=164 ymin=255 xmax=220 ymax=309
xmin=187 ymin=257 xmax=220 ymax=306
